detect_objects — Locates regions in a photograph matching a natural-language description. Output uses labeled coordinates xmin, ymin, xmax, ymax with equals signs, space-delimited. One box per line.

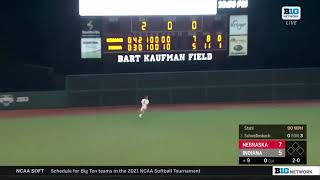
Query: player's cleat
xmin=139 ymin=114 xmax=142 ymax=118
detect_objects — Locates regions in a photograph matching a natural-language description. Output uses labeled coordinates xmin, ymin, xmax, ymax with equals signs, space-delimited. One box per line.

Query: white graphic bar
xmin=79 ymin=0 xmax=217 ymax=16
xmin=273 ymin=166 xmax=320 ymax=176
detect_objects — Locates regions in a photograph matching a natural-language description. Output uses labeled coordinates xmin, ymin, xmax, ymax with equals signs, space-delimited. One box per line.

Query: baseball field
xmin=0 ymin=100 xmax=319 ymax=166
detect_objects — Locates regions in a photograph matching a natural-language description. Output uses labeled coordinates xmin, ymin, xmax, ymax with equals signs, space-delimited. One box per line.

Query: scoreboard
xmin=103 ymin=16 xmax=227 ymax=53
xmin=80 ymin=0 xmax=248 ymax=67
xmin=239 ymin=125 xmax=307 ymax=164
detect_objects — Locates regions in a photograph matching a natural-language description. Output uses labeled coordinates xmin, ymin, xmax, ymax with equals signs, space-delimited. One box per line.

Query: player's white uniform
xmin=139 ymin=98 xmax=149 ymax=118
xmin=141 ymin=98 xmax=149 ymax=111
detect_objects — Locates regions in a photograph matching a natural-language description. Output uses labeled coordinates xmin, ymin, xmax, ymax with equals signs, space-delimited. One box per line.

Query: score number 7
xmin=278 ymin=141 xmax=286 ymax=148
xmin=278 ymin=141 xmax=284 ymax=156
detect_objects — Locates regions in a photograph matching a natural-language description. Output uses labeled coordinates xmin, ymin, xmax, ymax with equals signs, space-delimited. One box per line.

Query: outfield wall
xmin=1 ymin=68 xmax=319 ymax=110
xmin=66 ymin=68 xmax=320 ymax=107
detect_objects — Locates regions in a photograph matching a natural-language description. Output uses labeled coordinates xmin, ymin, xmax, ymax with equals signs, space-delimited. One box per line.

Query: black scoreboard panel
xmin=80 ymin=3 xmax=249 ymax=73
xmin=103 ymin=15 xmax=228 ymax=53
xmin=81 ymin=14 xmax=229 ymax=65
xmin=79 ymin=0 xmax=251 ymax=74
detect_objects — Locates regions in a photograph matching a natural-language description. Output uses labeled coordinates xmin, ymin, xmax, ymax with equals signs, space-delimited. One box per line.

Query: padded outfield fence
xmin=65 ymin=68 xmax=320 ymax=107
xmin=1 ymin=68 xmax=320 ymax=110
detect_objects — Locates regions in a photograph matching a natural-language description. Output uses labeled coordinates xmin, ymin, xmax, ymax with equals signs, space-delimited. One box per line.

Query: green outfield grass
xmin=0 ymin=105 xmax=319 ymax=166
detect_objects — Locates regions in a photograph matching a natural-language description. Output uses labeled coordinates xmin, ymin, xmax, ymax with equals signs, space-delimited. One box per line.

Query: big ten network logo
xmin=282 ymin=6 xmax=301 ymax=26
xmin=274 ymin=167 xmax=289 ymax=175
xmin=273 ymin=166 xmax=320 ymax=176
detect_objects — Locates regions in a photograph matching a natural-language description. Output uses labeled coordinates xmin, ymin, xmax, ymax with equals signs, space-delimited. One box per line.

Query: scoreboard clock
xmin=80 ymin=0 xmax=248 ymax=65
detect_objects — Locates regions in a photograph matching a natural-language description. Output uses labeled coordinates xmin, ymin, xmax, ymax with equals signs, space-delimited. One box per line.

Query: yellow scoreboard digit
xmin=103 ymin=15 xmax=227 ymax=53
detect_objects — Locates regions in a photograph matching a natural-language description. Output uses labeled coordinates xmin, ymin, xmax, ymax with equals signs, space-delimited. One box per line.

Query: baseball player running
xmin=139 ymin=96 xmax=149 ymax=118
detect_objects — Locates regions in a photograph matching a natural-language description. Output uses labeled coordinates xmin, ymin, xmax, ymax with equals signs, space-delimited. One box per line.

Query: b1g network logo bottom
xmin=282 ymin=6 xmax=301 ymax=26
xmin=273 ymin=166 xmax=320 ymax=176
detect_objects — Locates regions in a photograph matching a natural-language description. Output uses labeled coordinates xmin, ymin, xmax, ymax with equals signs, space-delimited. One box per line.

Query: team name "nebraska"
xmin=242 ymin=142 xmax=268 ymax=148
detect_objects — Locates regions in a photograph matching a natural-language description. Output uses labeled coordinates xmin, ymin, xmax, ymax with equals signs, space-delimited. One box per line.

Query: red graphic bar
xmin=239 ymin=140 xmax=286 ymax=149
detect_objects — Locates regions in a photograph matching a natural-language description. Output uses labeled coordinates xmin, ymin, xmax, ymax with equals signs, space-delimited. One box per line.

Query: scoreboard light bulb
xmin=79 ymin=0 xmax=217 ymax=16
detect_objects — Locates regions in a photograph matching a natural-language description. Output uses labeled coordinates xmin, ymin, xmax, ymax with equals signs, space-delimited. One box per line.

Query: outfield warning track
xmin=0 ymin=99 xmax=319 ymax=119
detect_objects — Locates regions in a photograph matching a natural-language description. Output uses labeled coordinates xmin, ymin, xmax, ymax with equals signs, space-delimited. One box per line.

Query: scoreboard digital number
xmin=239 ymin=125 xmax=307 ymax=164
xmin=103 ymin=16 xmax=227 ymax=53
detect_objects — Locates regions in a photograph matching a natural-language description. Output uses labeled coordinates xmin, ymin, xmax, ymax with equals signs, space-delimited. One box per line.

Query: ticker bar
xmin=0 ymin=166 xmax=271 ymax=176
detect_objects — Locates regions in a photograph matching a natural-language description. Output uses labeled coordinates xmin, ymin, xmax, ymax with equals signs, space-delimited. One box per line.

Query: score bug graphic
xmin=239 ymin=125 xmax=307 ymax=164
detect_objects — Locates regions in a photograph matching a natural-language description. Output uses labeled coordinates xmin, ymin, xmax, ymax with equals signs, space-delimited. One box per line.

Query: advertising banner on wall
xmin=230 ymin=15 xmax=248 ymax=35
xmin=229 ymin=35 xmax=248 ymax=56
xmin=81 ymin=38 xmax=102 ymax=59
xmin=0 ymin=94 xmax=29 ymax=108
xmin=0 ymin=91 xmax=67 ymax=110
xmin=229 ymin=15 xmax=248 ymax=56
